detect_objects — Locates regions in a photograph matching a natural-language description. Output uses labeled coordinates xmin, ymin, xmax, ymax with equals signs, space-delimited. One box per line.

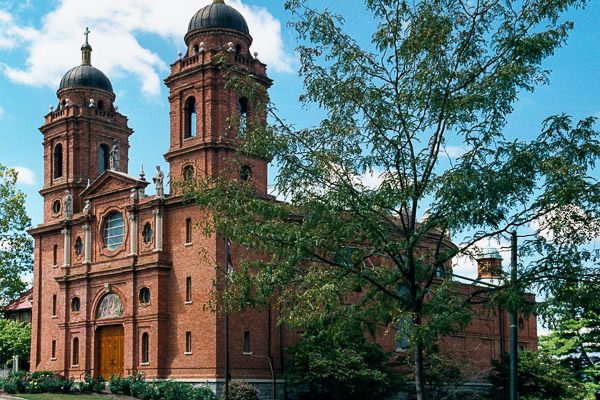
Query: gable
xmin=80 ymin=170 xmax=149 ymax=199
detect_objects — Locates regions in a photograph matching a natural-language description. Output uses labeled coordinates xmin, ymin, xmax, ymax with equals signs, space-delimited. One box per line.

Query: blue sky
xmin=1 ymin=0 xmax=600 ymax=284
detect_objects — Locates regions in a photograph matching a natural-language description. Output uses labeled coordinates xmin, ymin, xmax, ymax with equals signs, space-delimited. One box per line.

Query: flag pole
xmin=225 ymin=234 xmax=230 ymax=400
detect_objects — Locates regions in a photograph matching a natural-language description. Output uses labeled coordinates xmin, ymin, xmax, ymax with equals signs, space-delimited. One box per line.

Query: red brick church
xmin=27 ymin=0 xmax=537 ymax=395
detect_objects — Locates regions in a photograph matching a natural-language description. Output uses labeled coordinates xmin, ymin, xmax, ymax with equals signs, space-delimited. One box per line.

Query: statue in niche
xmin=64 ymin=190 xmax=73 ymax=220
xmin=153 ymin=165 xmax=164 ymax=199
xmin=109 ymin=139 xmax=120 ymax=171
xmin=97 ymin=293 xmax=124 ymax=319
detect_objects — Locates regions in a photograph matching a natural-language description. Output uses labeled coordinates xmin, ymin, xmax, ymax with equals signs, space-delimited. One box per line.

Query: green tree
xmin=0 ymin=319 xmax=31 ymax=366
xmin=182 ymin=1 xmax=600 ymax=398
xmin=488 ymin=350 xmax=586 ymax=400
xmin=539 ymin=281 xmax=600 ymax=398
xmin=285 ymin=319 xmax=403 ymax=400
xmin=0 ymin=165 xmax=33 ymax=306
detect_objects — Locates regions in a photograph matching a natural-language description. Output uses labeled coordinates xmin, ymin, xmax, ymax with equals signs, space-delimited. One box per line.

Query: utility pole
xmin=510 ymin=231 xmax=518 ymax=400
xmin=225 ymin=235 xmax=230 ymax=400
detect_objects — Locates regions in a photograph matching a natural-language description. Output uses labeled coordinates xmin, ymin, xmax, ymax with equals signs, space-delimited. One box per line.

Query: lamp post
xmin=510 ymin=231 xmax=518 ymax=400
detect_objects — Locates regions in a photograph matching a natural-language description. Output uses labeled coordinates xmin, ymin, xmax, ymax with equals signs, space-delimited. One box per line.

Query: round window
xmin=139 ymin=287 xmax=150 ymax=304
xmin=104 ymin=212 xmax=125 ymax=250
xmin=52 ymin=200 xmax=61 ymax=214
xmin=71 ymin=297 xmax=80 ymax=312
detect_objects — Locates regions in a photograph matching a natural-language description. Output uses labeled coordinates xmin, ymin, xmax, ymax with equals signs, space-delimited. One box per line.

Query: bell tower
xmin=164 ymin=0 xmax=272 ymax=194
xmin=39 ymin=30 xmax=133 ymax=222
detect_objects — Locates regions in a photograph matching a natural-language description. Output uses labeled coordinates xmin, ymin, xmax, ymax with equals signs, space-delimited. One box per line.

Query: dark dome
xmin=187 ymin=2 xmax=249 ymax=36
xmin=59 ymin=64 xmax=113 ymax=93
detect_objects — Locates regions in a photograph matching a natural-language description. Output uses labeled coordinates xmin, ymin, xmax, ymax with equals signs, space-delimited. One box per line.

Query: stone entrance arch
xmin=95 ymin=293 xmax=124 ymax=378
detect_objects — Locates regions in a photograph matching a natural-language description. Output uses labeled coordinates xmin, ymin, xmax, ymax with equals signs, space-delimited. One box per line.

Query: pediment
xmin=80 ymin=170 xmax=149 ymax=199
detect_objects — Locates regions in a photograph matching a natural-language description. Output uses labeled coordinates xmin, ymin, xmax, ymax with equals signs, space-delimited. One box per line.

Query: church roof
xmin=2 ymin=288 xmax=33 ymax=312
xmin=59 ymin=64 xmax=113 ymax=93
xmin=80 ymin=169 xmax=148 ymax=198
xmin=187 ymin=0 xmax=249 ymax=36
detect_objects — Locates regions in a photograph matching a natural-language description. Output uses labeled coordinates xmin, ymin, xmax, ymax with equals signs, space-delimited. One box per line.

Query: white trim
xmin=184 ymin=242 xmax=193 ymax=247
xmin=184 ymin=352 xmax=192 ymax=355
xmin=140 ymin=362 xmax=150 ymax=366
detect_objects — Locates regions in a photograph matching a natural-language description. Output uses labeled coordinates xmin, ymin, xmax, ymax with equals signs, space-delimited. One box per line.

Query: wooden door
xmin=97 ymin=325 xmax=124 ymax=378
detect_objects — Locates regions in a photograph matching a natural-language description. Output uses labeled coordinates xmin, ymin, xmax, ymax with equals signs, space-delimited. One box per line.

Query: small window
xmin=72 ymin=337 xmax=79 ymax=366
xmin=52 ymin=294 xmax=57 ymax=316
xmin=236 ymin=44 xmax=242 ymax=54
xmin=104 ymin=212 xmax=125 ymax=250
xmin=185 ymin=218 xmax=192 ymax=244
xmin=74 ymin=237 xmax=83 ymax=256
xmin=97 ymin=100 xmax=104 ymax=110
xmin=238 ymin=98 xmax=248 ymax=139
xmin=193 ymin=45 xmax=199 ymax=55
xmin=183 ymin=165 xmax=194 ymax=181
xmin=71 ymin=297 xmax=80 ymax=312
xmin=184 ymin=97 xmax=197 ymax=138
xmin=142 ymin=222 xmax=153 ymax=244
xmin=52 ymin=200 xmax=61 ymax=214
xmin=53 ymin=244 xmax=58 ymax=266
xmin=98 ymin=144 xmax=110 ymax=175
xmin=244 ymin=331 xmax=251 ymax=354
xmin=240 ymin=165 xmax=251 ymax=182
xmin=141 ymin=333 xmax=149 ymax=363
xmin=185 ymin=331 xmax=192 ymax=353
xmin=186 ymin=277 xmax=192 ymax=303
xmin=54 ymin=143 xmax=63 ymax=179
xmin=51 ymin=340 xmax=56 ymax=359
xmin=139 ymin=287 xmax=150 ymax=304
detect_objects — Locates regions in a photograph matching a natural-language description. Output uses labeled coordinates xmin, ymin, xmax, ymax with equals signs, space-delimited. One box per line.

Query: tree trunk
xmin=414 ymin=342 xmax=428 ymax=400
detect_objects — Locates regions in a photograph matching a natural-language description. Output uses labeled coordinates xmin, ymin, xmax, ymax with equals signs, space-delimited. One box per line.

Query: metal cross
xmin=84 ymin=27 xmax=90 ymax=44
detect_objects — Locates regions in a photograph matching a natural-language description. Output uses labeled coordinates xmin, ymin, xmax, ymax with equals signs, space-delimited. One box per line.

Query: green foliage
xmin=539 ymin=281 xmax=600 ymax=397
xmin=109 ymin=373 xmax=145 ymax=395
xmin=0 ymin=371 xmax=73 ymax=395
xmin=0 ymin=319 xmax=31 ymax=365
xmin=159 ymin=380 xmax=215 ymax=400
xmin=0 ymin=164 xmax=33 ymax=306
xmin=219 ymin=381 xmax=259 ymax=400
xmin=181 ymin=1 xmax=600 ymax=399
xmin=285 ymin=319 xmax=402 ymax=400
xmin=76 ymin=372 xmax=105 ymax=393
xmin=130 ymin=379 xmax=161 ymax=400
xmin=488 ymin=350 xmax=586 ymax=400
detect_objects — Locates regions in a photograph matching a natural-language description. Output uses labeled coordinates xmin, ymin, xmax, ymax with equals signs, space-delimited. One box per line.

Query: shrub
xmin=77 ymin=372 xmax=105 ymax=393
xmin=160 ymin=380 xmax=215 ymax=400
xmin=219 ymin=381 xmax=259 ymax=400
xmin=131 ymin=379 xmax=161 ymax=400
xmin=109 ymin=373 xmax=144 ymax=395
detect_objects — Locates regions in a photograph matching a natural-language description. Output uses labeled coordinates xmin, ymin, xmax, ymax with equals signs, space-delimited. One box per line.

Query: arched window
xmin=236 ymin=44 xmax=242 ymax=55
xmin=184 ymin=97 xmax=197 ymax=138
xmin=72 ymin=337 xmax=79 ymax=366
xmin=193 ymin=45 xmax=199 ymax=55
xmin=141 ymin=333 xmax=149 ymax=364
xmin=98 ymin=144 xmax=110 ymax=175
xmin=97 ymin=100 xmax=104 ymax=110
xmin=74 ymin=237 xmax=83 ymax=256
xmin=71 ymin=297 xmax=80 ymax=312
xmin=142 ymin=222 xmax=153 ymax=244
xmin=183 ymin=165 xmax=194 ymax=181
xmin=104 ymin=212 xmax=125 ymax=250
xmin=238 ymin=98 xmax=248 ymax=138
xmin=53 ymin=144 xmax=63 ymax=179
xmin=240 ymin=165 xmax=252 ymax=182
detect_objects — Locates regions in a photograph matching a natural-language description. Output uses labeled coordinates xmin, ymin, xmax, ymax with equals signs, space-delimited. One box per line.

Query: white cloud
xmin=530 ymin=205 xmax=600 ymax=244
xmin=443 ymin=145 xmax=470 ymax=158
xmin=12 ymin=166 xmax=36 ymax=186
xmin=0 ymin=0 xmax=293 ymax=96
xmin=0 ymin=105 xmax=4 ymax=117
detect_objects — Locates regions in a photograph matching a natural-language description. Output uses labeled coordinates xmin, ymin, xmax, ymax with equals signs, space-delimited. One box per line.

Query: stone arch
xmin=92 ymin=289 xmax=125 ymax=320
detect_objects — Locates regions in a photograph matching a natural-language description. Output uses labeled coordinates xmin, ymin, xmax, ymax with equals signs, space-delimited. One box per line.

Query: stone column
xmin=83 ymin=224 xmax=91 ymax=264
xmin=62 ymin=228 xmax=71 ymax=267
xmin=129 ymin=215 xmax=138 ymax=256
xmin=153 ymin=209 xmax=163 ymax=252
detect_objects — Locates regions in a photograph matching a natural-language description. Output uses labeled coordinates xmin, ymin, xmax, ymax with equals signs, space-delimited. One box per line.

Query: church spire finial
xmin=213 ymin=0 xmax=225 ymax=4
xmin=81 ymin=27 xmax=92 ymax=65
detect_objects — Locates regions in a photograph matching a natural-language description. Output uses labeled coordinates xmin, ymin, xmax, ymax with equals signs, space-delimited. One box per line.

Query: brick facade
xmin=28 ymin=0 xmax=536 ymax=391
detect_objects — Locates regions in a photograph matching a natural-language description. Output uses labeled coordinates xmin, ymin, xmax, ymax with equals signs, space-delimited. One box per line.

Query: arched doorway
xmin=95 ymin=293 xmax=124 ymax=378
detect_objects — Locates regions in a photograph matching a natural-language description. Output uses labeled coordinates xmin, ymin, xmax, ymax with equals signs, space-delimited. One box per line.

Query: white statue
xmin=109 ymin=139 xmax=120 ymax=171
xmin=83 ymin=200 xmax=91 ymax=212
xmin=64 ymin=190 xmax=73 ymax=220
xmin=153 ymin=165 xmax=165 ymax=199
